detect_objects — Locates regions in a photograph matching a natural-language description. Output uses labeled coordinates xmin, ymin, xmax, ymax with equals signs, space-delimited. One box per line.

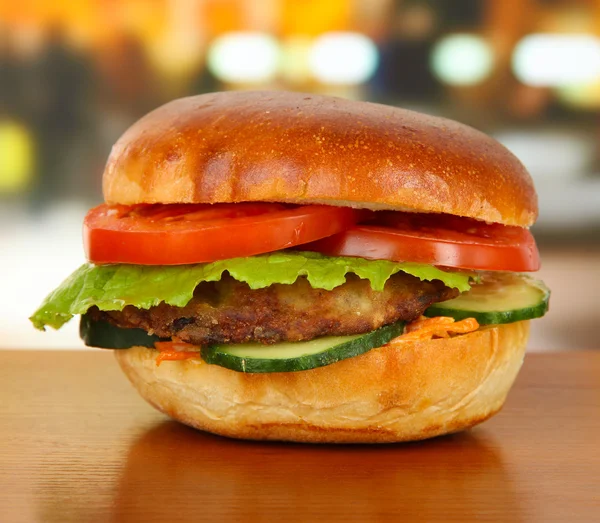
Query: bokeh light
xmin=0 ymin=121 xmax=33 ymax=192
xmin=431 ymin=34 xmax=494 ymax=86
xmin=309 ymin=32 xmax=378 ymax=85
xmin=207 ymin=32 xmax=280 ymax=83
xmin=513 ymin=34 xmax=600 ymax=87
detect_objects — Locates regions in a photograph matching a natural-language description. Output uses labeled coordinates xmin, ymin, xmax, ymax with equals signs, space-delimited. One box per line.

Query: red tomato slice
xmin=84 ymin=203 xmax=359 ymax=265
xmin=303 ymin=212 xmax=540 ymax=272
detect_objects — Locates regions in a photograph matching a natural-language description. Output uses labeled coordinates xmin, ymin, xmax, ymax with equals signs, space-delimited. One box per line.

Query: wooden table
xmin=1 ymin=351 xmax=599 ymax=522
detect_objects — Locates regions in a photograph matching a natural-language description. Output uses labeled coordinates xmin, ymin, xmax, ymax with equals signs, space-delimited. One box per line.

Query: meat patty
xmin=92 ymin=273 xmax=459 ymax=345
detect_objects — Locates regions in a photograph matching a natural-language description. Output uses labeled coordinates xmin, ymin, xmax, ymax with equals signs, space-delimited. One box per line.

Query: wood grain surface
xmin=0 ymin=350 xmax=599 ymax=523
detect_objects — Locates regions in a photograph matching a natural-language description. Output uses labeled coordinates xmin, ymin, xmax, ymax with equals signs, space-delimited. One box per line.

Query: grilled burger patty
xmin=90 ymin=273 xmax=459 ymax=345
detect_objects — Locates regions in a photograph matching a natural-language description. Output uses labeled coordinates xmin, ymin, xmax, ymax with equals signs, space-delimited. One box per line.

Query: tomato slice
xmin=303 ymin=212 xmax=540 ymax=272
xmin=84 ymin=203 xmax=359 ymax=265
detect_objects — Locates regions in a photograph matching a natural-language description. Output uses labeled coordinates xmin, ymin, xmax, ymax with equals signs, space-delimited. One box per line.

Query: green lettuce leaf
xmin=30 ymin=252 xmax=472 ymax=330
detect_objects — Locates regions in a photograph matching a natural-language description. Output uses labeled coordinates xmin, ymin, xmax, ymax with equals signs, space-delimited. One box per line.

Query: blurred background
xmin=0 ymin=0 xmax=598 ymax=350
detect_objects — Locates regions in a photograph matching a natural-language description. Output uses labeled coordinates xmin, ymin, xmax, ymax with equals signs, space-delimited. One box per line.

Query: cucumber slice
xmin=80 ymin=314 xmax=406 ymax=373
xmin=424 ymin=273 xmax=549 ymax=325
xmin=201 ymin=321 xmax=405 ymax=373
xmin=80 ymin=314 xmax=163 ymax=349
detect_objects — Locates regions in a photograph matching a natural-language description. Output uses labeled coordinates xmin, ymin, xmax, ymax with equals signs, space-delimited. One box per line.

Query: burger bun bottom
xmin=115 ymin=321 xmax=529 ymax=443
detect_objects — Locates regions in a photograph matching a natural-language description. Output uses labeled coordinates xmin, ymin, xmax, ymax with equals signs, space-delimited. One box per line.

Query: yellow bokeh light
xmin=558 ymin=80 xmax=600 ymax=109
xmin=0 ymin=121 xmax=34 ymax=193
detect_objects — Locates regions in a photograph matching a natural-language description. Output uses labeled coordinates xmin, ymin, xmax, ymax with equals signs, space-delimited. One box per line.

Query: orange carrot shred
xmin=405 ymin=316 xmax=455 ymax=333
xmin=155 ymin=350 xmax=199 ymax=366
xmin=388 ymin=316 xmax=479 ymax=344
xmin=155 ymin=337 xmax=199 ymax=352
xmin=154 ymin=337 xmax=201 ymax=366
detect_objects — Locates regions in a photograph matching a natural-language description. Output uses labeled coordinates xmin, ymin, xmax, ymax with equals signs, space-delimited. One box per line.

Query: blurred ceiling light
xmin=207 ymin=32 xmax=280 ymax=83
xmin=309 ymin=32 xmax=378 ymax=85
xmin=431 ymin=34 xmax=493 ymax=86
xmin=513 ymin=34 xmax=600 ymax=87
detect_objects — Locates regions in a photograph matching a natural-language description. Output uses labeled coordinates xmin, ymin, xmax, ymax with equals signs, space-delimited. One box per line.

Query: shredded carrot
xmin=155 ymin=339 xmax=199 ymax=352
xmin=388 ymin=316 xmax=479 ymax=344
xmin=154 ymin=337 xmax=201 ymax=366
xmin=405 ymin=316 xmax=455 ymax=333
xmin=155 ymin=350 xmax=199 ymax=366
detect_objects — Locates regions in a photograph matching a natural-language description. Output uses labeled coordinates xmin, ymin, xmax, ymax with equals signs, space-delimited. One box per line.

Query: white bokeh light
xmin=207 ymin=32 xmax=280 ymax=83
xmin=431 ymin=34 xmax=494 ymax=86
xmin=513 ymin=34 xmax=600 ymax=87
xmin=309 ymin=32 xmax=379 ymax=85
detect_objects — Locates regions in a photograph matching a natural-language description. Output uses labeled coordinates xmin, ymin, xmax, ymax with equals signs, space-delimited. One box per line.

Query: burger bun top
xmin=103 ymin=91 xmax=537 ymax=227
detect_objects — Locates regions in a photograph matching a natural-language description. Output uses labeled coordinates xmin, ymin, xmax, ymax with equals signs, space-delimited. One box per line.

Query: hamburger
xmin=31 ymin=91 xmax=549 ymax=443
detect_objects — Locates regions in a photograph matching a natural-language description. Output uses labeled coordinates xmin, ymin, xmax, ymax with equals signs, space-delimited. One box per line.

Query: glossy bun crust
xmin=115 ymin=321 xmax=529 ymax=443
xmin=104 ymin=91 xmax=537 ymax=227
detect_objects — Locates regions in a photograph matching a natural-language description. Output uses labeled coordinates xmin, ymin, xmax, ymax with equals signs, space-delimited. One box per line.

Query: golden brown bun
xmin=115 ymin=321 xmax=529 ymax=443
xmin=103 ymin=91 xmax=537 ymax=226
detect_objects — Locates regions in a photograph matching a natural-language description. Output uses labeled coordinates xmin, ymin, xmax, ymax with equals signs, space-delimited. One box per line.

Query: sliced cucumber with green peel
xmin=424 ymin=273 xmax=549 ymax=325
xmin=80 ymin=314 xmax=163 ymax=349
xmin=201 ymin=321 xmax=405 ymax=373
xmin=80 ymin=314 xmax=405 ymax=373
